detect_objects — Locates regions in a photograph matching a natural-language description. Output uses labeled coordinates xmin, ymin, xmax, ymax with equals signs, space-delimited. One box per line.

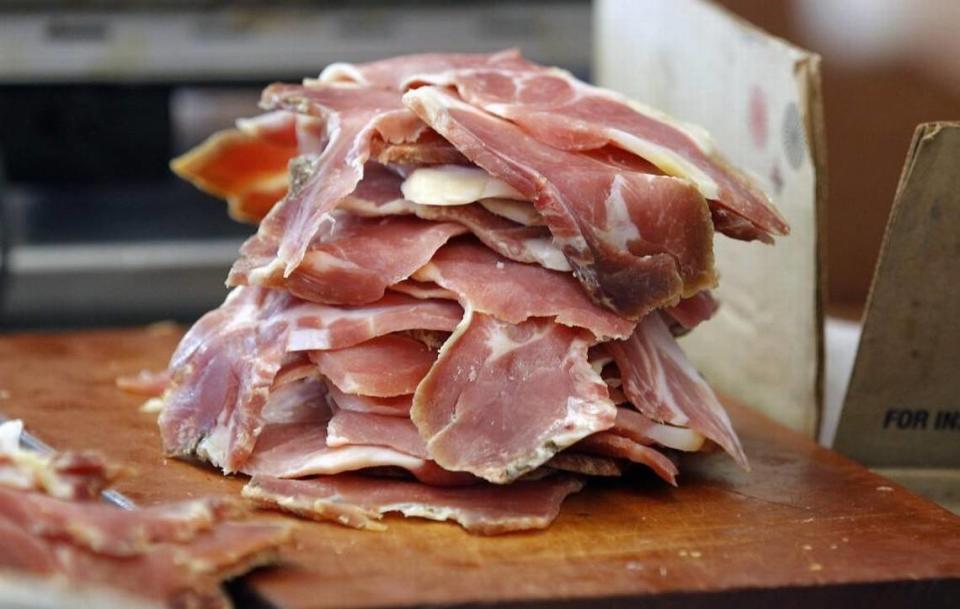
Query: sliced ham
xmin=160 ymin=288 xmax=461 ymax=471
xmin=271 ymin=356 xmax=319 ymax=387
xmin=131 ymin=521 xmax=289 ymax=605
xmin=171 ymin=110 xmax=444 ymax=226
xmin=408 ymin=62 xmax=787 ymax=241
xmin=233 ymin=83 xmax=429 ymax=280
xmin=242 ymin=421 xmax=470 ymax=486
xmin=0 ymin=520 xmax=59 ymax=574
xmin=32 ymin=521 xmax=290 ymax=609
xmin=608 ymin=313 xmax=748 ymax=468
xmin=261 ymin=375 xmax=329 ymax=425
xmin=369 ymin=128 xmax=467 ymax=165
xmin=329 ymin=50 xmax=787 ymax=241
xmin=156 ymin=50 xmax=781 ymax=535
xmin=327 ymin=408 xmax=429 ymax=459
xmin=159 ymin=287 xmax=294 ymax=472
xmin=170 ymin=127 xmax=293 ymax=223
xmin=317 ymin=51 xmax=530 ymax=89
xmin=400 ymin=328 xmax=452 ymax=350
xmin=414 ymin=240 xmax=634 ymax=340
xmin=251 ymin=377 xmax=456 ymax=484
xmin=0 ymin=421 xmax=291 ymax=609
xmin=403 ymin=85 xmax=716 ymax=318
xmin=413 ymin=309 xmax=616 ymax=483
xmin=325 ymin=383 xmax=413 ymax=417
xmin=232 ymin=211 xmax=467 ymax=306
xmin=163 ymin=286 xmax=280 ymax=374
xmin=397 ymin=164 xmax=548 ymax=226
xmin=310 ymin=334 xmax=436 ymax=398
xmin=0 ymin=489 xmax=240 ymax=557
xmin=246 ymin=369 xmax=456 ymax=482
xmin=337 ymin=162 xmax=416 ymax=217
xmin=412 ymin=205 xmax=570 ymax=272
xmin=333 ymin=167 xmax=572 ymax=273
xmin=575 ymin=432 xmax=678 ymax=486
xmin=243 ymin=473 xmax=584 ymax=534
xmin=279 ymin=160 xmax=571 ymax=274
xmin=606 ymin=385 xmax=627 ymax=405
xmin=286 ymin=292 xmax=463 ymax=352
xmin=0 ymin=421 xmax=122 ymax=501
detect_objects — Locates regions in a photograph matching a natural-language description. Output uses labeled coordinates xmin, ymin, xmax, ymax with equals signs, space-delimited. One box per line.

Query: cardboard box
xmin=596 ymin=0 xmax=826 ymax=436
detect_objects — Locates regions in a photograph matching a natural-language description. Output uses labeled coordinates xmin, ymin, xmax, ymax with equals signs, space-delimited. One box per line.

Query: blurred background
xmin=0 ymin=0 xmax=957 ymax=329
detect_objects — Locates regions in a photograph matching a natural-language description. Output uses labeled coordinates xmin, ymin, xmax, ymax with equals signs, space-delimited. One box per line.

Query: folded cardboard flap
xmin=595 ymin=0 xmax=825 ymax=436
xmin=834 ymin=122 xmax=960 ymax=469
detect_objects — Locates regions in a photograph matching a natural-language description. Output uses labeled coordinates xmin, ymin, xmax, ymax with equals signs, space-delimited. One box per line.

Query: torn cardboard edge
xmin=806 ymin=50 xmax=829 ymax=442
xmin=834 ymin=122 xmax=960 ymax=469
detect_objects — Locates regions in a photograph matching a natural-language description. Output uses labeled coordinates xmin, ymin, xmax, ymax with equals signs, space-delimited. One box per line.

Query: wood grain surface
xmin=0 ymin=327 xmax=958 ymax=609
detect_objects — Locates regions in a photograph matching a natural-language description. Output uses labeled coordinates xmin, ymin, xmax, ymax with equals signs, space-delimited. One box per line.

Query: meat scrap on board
xmin=0 ymin=420 xmax=291 ymax=609
xmin=138 ymin=50 xmax=787 ymax=534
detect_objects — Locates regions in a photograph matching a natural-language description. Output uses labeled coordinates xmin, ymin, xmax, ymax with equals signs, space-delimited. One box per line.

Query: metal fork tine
xmin=0 ymin=413 xmax=137 ymax=509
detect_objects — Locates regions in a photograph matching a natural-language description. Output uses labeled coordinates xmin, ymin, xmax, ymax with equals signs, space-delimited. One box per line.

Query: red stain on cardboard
xmin=749 ymin=85 xmax=768 ymax=150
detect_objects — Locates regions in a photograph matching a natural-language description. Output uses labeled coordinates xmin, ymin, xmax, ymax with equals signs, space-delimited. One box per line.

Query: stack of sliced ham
xmin=151 ymin=50 xmax=787 ymax=534
xmin=0 ymin=420 xmax=291 ymax=609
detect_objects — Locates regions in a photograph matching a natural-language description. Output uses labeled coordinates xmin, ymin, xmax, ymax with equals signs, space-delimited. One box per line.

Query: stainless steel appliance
xmin=0 ymin=1 xmax=591 ymax=328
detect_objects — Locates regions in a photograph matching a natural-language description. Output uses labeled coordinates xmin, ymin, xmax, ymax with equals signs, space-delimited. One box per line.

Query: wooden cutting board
xmin=0 ymin=327 xmax=958 ymax=609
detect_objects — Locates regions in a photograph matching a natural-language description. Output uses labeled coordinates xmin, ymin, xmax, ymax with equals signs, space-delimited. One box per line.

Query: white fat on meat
xmin=0 ymin=420 xmax=39 ymax=492
xmin=605 ymin=127 xmax=720 ymax=201
xmin=0 ymin=420 xmax=22 ymax=454
xmin=477 ymin=197 xmax=545 ymax=226
xmin=612 ymin=407 xmax=705 ymax=453
xmin=340 ymin=192 xmax=415 ymax=217
xmin=401 ymin=164 xmax=524 ymax=206
xmin=0 ymin=421 xmax=122 ymax=501
xmin=600 ymin=174 xmax=643 ymax=250
xmin=482 ymin=71 xmax=721 ymax=198
xmin=588 ymin=354 xmax=614 ymax=376
xmin=314 ymin=62 xmax=371 ymax=85
xmin=388 ymin=279 xmax=458 ymax=301
xmin=517 ymin=236 xmax=570 ymax=272
xmin=608 ymin=313 xmax=747 ymax=468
